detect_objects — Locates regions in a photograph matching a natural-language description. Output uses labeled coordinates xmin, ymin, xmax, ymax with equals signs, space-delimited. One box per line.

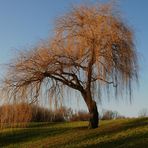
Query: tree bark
xmin=81 ymin=92 xmax=99 ymax=129
xmin=88 ymin=100 xmax=99 ymax=129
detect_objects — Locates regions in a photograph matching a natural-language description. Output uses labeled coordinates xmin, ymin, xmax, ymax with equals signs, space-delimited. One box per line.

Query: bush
xmin=138 ymin=108 xmax=148 ymax=117
xmin=70 ymin=110 xmax=90 ymax=121
xmin=101 ymin=109 xmax=125 ymax=120
xmin=0 ymin=103 xmax=32 ymax=128
xmin=52 ymin=107 xmax=73 ymax=122
xmin=0 ymin=103 xmax=74 ymax=128
xmin=31 ymin=105 xmax=53 ymax=122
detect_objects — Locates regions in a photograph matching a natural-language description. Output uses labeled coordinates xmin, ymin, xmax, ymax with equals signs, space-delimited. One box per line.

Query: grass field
xmin=0 ymin=118 xmax=148 ymax=148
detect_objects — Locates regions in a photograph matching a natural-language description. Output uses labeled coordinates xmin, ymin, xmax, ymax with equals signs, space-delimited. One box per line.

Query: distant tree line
xmin=0 ymin=103 xmax=127 ymax=128
xmin=100 ymin=109 xmax=125 ymax=120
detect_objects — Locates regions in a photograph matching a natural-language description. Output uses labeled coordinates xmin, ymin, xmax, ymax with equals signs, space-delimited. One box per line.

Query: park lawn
xmin=0 ymin=118 xmax=148 ymax=148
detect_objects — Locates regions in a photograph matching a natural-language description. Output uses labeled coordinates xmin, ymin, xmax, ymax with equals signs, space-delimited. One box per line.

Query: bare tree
xmin=138 ymin=108 xmax=148 ymax=117
xmin=0 ymin=2 xmax=138 ymax=128
xmin=101 ymin=109 xmax=124 ymax=120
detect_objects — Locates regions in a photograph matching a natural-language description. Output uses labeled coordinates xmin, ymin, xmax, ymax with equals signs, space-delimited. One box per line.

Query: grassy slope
xmin=0 ymin=118 xmax=148 ymax=148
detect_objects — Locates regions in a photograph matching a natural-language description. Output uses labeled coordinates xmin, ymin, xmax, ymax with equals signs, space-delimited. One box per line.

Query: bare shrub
xmin=0 ymin=103 xmax=74 ymax=128
xmin=70 ymin=110 xmax=90 ymax=121
xmin=0 ymin=103 xmax=32 ymax=128
xmin=52 ymin=107 xmax=73 ymax=122
xmin=31 ymin=105 xmax=53 ymax=122
xmin=101 ymin=109 xmax=124 ymax=120
xmin=138 ymin=108 xmax=148 ymax=117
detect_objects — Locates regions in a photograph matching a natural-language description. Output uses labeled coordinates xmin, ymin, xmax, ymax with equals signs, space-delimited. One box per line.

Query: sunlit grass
xmin=0 ymin=118 xmax=148 ymax=148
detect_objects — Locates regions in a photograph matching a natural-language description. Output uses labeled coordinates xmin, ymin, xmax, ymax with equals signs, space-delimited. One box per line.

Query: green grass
xmin=0 ymin=118 xmax=148 ymax=148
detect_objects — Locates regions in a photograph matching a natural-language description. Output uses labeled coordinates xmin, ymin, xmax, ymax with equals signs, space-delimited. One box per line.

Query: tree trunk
xmin=81 ymin=92 xmax=99 ymax=129
xmin=88 ymin=100 xmax=99 ymax=129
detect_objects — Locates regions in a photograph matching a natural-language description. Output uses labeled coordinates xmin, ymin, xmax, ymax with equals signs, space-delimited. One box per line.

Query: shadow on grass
xmin=0 ymin=126 xmax=71 ymax=147
xmin=83 ymin=118 xmax=148 ymax=148
xmin=0 ymin=118 xmax=147 ymax=147
xmin=27 ymin=122 xmax=65 ymax=128
xmin=54 ymin=118 xmax=148 ymax=148
xmin=87 ymin=131 xmax=148 ymax=148
xmin=90 ymin=118 xmax=147 ymax=137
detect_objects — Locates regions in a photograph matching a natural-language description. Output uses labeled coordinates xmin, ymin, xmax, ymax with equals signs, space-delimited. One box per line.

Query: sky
xmin=0 ymin=0 xmax=148 ymax=117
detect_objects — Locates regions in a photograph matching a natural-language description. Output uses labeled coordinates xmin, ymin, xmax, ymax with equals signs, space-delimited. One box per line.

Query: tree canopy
xmin=0 ymin=2 xmax=138 ymax=128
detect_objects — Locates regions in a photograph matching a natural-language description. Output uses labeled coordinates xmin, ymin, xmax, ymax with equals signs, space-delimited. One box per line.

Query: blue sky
xmin=0 ymin=0 xmax=148 ymax=117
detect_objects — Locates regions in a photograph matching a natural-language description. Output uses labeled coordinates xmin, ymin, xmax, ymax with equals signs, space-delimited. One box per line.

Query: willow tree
xmin=1 ymin=3 xmax=138 ymax=128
